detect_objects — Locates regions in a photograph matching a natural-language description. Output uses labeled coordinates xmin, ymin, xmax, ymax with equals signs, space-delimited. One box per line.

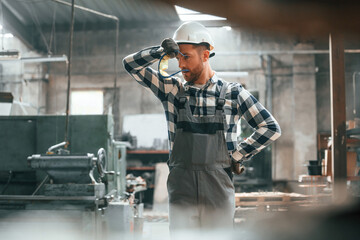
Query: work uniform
xmin=123 ymin=46 xmax=281 ymax=230
xmin=167 ymin=83 xmax=235 ymax=229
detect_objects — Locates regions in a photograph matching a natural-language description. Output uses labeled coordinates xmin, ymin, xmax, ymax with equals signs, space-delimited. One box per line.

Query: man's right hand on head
xmin=161 ymin=38 xmax=179 ymax=59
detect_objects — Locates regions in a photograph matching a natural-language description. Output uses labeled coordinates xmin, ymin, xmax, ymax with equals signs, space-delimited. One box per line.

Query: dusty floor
xmin=142 ymin=221 xmax=170 ymax=240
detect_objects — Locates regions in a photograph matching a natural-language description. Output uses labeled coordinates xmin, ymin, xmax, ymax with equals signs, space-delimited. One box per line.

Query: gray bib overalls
xmin=167 ymin=82 xmax=235 ymax=230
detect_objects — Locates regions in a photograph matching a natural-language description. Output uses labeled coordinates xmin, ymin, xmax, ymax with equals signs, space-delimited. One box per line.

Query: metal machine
xmin=0 ymin=115 xmax=141 ymax=239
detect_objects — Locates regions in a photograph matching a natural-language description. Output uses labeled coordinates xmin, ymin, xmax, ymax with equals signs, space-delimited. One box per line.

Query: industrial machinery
xmin=0 ymin=115 xmax=143 ymax=239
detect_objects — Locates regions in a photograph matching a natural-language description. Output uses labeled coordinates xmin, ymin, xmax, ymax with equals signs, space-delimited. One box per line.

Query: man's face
xmin=176 ymin=44 xmax=205 ymax=84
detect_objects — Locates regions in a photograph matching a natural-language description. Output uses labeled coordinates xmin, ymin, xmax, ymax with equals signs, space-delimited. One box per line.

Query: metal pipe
xmin=0 ymin=195 xmax=97 ymax=201
xmin=112 ymin=20 xmax=119 ymax=118
xmin=20 ymin=55 xmax=68 ymax=63
xmin=47 ymin=141 xmax=67 ymax=153
xmin=216 ymin=49 xmax=360 ymax=56
xmin=0 ymin=55 xmax=68 ymax=63
xmin=0 ymin=78 xmax=49 ymax=84
xmin=353 ymin=72 xmax=360 ymax=116
xmin=265 ymin=55 xmax=272 ymax=113
xmin=64 ymin=0 xmax=75 ymax=147
xmin=52 ymin=0 xmax=118 ymax=21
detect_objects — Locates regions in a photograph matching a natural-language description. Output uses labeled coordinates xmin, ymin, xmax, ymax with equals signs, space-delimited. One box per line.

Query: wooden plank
xmin=236 ymin=200 xmax=310 ymax=207
xmin=234 ymin=192 xmax=331 ymax=207
xmin=329 ymin=33 xmax=348 ymax=203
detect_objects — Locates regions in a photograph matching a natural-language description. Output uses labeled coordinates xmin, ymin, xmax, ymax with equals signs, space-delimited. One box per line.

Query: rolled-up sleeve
xmin=232 ymin=84 xmax=281 ymax=161
xmin=122 ymin=46 xmax=181 ymax=102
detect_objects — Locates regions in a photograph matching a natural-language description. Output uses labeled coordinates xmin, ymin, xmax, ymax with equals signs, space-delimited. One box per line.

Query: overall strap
xmin=178 ymin=84 xmax=187 ymax=110
xmin=216 ymin=82 xmax=228 ymax=114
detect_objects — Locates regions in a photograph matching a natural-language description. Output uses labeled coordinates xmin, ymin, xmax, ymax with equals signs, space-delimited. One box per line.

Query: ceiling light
xmin=20 ymin=55 xmax=68 ymax=63
xmin=0 ymin=54 xmax=68 ymax=63
xmin=175 ymin=5 xmax=226 ymax=21
xmin=1 ymin=33 xmax=14 ymax=38
xmin=0 ymin=50 xmax=20 ymax=59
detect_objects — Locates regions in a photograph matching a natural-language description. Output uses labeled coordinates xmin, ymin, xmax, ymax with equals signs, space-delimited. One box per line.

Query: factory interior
xmin=0 ymin=0 xmax=360 ymax=239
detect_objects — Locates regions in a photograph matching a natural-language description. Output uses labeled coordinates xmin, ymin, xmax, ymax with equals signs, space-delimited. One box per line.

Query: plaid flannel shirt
xmin=123 ymin=46 xmax=281 ymax=161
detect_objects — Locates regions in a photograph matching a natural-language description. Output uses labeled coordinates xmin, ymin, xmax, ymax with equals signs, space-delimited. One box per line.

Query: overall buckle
xmin=216 ymin=98 xmax=225 ymax=110
xmin=179 ymin=97 xmax=187 ymax=109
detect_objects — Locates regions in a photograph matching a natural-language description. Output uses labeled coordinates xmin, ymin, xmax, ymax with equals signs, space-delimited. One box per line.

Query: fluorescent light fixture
xmin=175 ymin=5 xmax=226 ymax=21
xmin=2 ymin=33 xmax=14 ymax=38
xmin=0 ymin=50 xmax=19 ymax=57
xmin=0 ymin=54 xmax=68 ymax=63
xmin=21 ymin=55 xmax=68 ymax=63
xmin=0 ymin=50 xmax=19 ymax=60
xmin=0 ymin=24 xmax=14 ymax=37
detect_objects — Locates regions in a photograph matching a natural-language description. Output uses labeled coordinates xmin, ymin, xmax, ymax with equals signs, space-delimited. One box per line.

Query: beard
xmin=183 ymin=63 xmax=204 ymax=84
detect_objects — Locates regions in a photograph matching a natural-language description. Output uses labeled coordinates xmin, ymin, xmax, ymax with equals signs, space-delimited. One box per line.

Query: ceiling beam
xmin=38 ymin=18 xmax=238 ymax=34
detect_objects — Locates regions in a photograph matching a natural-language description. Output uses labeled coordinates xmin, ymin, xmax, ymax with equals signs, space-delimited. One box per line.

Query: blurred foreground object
xmin=166 ymin=0 xmax=360 ymax=37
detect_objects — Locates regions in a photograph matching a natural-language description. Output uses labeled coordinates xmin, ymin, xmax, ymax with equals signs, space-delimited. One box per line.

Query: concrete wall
xmin=0 ymin=35 xmax=45 ymax=115
xmin=292 ymin=44 xmax=317 ymax=179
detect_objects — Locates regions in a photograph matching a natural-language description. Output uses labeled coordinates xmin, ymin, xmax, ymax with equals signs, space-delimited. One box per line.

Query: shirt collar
xmin=183 ymin=71 xmax=220 ymax=90
xmin=210 ymin=72 xmax=220 ymax=84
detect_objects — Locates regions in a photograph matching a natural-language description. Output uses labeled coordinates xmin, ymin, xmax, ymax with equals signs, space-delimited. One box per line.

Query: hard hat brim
xmin=176 ymin=41 xmax=214 ymax=51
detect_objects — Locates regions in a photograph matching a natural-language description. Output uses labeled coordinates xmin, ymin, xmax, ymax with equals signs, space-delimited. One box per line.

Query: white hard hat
xmin=173 ymin=22 xmax=214 ymax=51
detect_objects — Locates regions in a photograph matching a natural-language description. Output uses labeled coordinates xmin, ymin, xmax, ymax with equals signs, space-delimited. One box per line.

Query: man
xmin=123 ymin=22 xmax=281 ymax=230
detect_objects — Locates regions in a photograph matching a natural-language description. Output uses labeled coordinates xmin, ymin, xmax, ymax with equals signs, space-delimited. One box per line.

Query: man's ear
xmin=203 ymin=49 xmax=210 ymax=62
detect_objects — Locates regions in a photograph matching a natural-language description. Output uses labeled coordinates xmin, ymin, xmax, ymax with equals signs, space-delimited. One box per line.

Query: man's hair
xmin=194 ymin=44 xmax=209 ymax=55
xmin=198 ymin=42 xmax=210 ymax=50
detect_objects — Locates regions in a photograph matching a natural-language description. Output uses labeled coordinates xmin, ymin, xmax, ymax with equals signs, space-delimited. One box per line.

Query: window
xmin=70 ymin=90 xmax=103 ymax=115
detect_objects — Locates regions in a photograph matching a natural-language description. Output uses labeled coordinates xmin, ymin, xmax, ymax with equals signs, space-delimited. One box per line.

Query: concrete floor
xmin=142 ymin=222 xmax=170 ymax=240
xmin=138 ymin=200 xmax=360 ymax=240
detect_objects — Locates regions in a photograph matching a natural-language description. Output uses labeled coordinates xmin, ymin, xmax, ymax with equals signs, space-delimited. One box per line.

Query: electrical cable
xmin=158 ymin=50 xmax=189 ymax=79
xmin=1 ymin=171 xmax=13 ymax=195
xmin=64 ymin=0 xmax=75 ymax=147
